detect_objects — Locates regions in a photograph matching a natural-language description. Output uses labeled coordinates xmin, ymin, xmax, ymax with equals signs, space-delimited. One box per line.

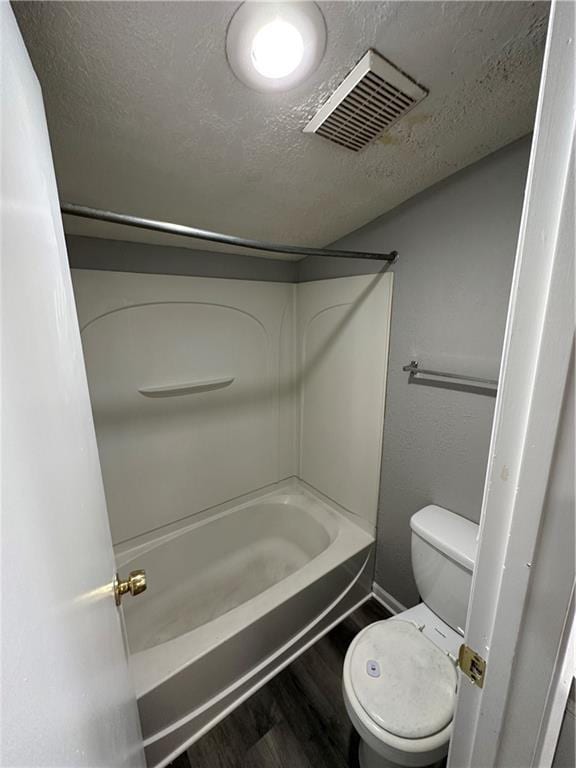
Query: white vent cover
xmin=304 ymin=50 xmax=428 ymax=151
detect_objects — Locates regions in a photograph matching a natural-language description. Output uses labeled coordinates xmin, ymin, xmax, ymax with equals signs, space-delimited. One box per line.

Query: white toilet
xmin=343 ymin=505 xmax=479 ymax=768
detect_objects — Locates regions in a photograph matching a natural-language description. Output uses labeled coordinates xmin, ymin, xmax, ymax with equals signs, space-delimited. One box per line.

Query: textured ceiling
xmin=13 ymin=1 xmax=548 ymax=259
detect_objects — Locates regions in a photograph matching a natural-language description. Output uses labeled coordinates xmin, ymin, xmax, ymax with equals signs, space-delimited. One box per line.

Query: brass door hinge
xmin=458 ymin=644 xmax=486 ymax=688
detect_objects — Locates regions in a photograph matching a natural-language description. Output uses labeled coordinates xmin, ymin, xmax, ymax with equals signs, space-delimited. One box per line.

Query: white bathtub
xmin=117 ymin=481 xmax=374 ymax=767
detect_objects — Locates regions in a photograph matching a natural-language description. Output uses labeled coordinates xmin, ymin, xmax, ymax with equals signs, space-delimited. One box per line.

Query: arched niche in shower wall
xmin=73 ymin=270 xmax=296 ymax=544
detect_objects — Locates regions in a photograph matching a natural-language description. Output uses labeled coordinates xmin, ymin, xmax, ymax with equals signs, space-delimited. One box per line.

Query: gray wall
xmin=300 ymin=137 xmax=531 ymax=606
xmin=67 ymin=235 xmax=298 ymax=282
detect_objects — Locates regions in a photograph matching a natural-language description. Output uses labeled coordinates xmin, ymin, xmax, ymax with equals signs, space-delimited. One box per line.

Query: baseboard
xmin=371 ymin=582 xmax=407 ymax=615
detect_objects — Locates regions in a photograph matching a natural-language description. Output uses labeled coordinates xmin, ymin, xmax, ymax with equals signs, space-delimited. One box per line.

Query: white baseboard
xmin=372 ymin=582 xmax=407 ymax=615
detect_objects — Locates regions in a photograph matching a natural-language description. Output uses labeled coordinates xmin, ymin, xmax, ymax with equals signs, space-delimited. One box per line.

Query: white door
xmin=1 ymin=5 xmax=145 ymax=767
xmin=448 ymin=1 xmax=575 ymax=766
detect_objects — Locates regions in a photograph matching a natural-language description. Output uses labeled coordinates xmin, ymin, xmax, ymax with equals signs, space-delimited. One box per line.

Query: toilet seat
xmin=343 ymin=617 xmax=459 ymax=767
xmin=350 ymin=620 xmax=457 ymax=739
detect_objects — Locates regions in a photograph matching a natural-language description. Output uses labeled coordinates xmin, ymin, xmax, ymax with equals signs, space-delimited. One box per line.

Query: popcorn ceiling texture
xmin=14 ymin=1 xmax=548 ymax=258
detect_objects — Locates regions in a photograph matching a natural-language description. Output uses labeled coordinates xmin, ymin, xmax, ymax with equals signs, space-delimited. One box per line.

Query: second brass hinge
xmin=458 ymin=644 xmax=486 ymax=688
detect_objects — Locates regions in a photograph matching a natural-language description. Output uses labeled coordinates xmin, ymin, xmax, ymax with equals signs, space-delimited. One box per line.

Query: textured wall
xmin=300 ymin=137 xmax=531 ymax=606
xmin=67 ymin=235 xmax=298 ymax=282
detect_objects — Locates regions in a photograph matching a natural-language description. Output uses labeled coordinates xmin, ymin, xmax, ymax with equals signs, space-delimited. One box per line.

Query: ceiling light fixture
xmin=251 ymin=19 xmax=304 ymax=79
xmin=226 ymin=2 xmax=326 ymax=93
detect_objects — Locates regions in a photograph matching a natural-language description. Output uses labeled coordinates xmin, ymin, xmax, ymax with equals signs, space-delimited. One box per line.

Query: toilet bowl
xmin=343 ymin=606 xmax=460 ymax=768
xmin=343 ymin=505 xmax=479 ymax=768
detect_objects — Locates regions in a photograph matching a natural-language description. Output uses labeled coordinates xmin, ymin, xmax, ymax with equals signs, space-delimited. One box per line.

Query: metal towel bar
xmin=402 ymin=360 xmax=498 ymax=390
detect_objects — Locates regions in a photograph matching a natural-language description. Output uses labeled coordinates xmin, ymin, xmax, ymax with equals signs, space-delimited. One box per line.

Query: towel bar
xmin=402 ymin=361 xmax=498 ymax=390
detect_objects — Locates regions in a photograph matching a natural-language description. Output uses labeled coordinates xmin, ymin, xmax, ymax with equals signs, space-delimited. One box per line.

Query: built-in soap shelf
xmin=138 ymin=376 xmax=235 ymax=398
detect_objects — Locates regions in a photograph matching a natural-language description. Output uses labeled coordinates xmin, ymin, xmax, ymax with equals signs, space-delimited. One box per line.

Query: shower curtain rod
xmin=61 ymin=203 xmax=398 ymax=262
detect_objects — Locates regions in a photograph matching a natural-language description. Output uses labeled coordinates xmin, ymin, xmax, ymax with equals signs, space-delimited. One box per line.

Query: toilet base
xmin=358 ymin=739 xmax=447 ymax=768
xmin=359 ymin=738 xmax=398 ymax=768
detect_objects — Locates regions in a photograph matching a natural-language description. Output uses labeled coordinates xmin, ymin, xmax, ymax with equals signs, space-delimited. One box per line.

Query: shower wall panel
xmin=297 ymin=275 xmax=393 ymax=530
xmin=72 ymin=270 xmax=297 ymax=544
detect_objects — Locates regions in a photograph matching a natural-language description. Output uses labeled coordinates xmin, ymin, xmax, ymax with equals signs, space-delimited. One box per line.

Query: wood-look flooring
xmin=168 ymin=598 xmax=390 ymax=768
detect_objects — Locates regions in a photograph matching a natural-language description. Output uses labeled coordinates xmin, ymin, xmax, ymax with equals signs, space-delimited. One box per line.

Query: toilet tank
xmin=410 ymin=505 xmax=479 ymax=635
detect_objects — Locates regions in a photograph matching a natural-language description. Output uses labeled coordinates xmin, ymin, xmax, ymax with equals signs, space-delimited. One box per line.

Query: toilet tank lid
xmin=410 ymin=505 xmax=478 ymax=571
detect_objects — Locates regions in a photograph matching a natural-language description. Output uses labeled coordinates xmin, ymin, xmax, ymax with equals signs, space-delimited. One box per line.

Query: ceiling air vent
xmin=304 ymin=50 xmax=428 ymax=152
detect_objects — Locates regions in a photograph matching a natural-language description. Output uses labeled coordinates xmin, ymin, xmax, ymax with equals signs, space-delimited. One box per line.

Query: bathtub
xmin=116 ymin=480 xmax=374 ymax=767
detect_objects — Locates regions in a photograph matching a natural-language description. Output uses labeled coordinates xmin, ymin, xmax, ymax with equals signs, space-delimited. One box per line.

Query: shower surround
xmin=72 ymin=268 xmax=393 ymax=765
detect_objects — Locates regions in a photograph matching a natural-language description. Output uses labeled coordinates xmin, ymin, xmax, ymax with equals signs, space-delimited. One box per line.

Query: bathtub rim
xmin=115 ymin=476 xmax=374 ymax=565
xmin=122 ymin=495 xmax=339 ymax=655
xmin=116 ymin=489 xmax=338 ymax=572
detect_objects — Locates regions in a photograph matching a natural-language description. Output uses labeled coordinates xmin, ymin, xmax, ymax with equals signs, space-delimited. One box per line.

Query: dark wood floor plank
xmin=267 ymin=667 xmax=349 ymax=768
xmin=169 ymin=751 xmax=192 ymax=768
xmin=286 ymin=648 xmax=350 ymax=755
xmin=171 ymin=598 xmax=390 ymax=768
xmin=245 ymin=722 xmax=317 ymax=768
xmin=187 ymin=685 xmax=283 ymax=767
xmin=186 ymin=723 xmax=240 ymax=768
xmin=352 ymin=597 xmax=391 ymax=627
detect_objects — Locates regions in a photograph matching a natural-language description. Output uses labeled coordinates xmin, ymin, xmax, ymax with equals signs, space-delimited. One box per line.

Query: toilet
xmin=343 ymin=505 xmax=479 ymax=768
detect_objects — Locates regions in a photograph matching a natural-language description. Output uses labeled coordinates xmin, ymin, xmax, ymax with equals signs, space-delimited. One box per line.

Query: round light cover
xmin=251 ymin=19 xmax=304 ymax=79
xmin=226 ymin=2 xmax=326 ymax=93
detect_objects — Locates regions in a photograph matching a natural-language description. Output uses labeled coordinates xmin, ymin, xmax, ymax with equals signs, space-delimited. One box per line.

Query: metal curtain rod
xmin=403 ymin=360 xmax=498 ymax=389
xmin=61 ymin=203 xmax=398 ymax=262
